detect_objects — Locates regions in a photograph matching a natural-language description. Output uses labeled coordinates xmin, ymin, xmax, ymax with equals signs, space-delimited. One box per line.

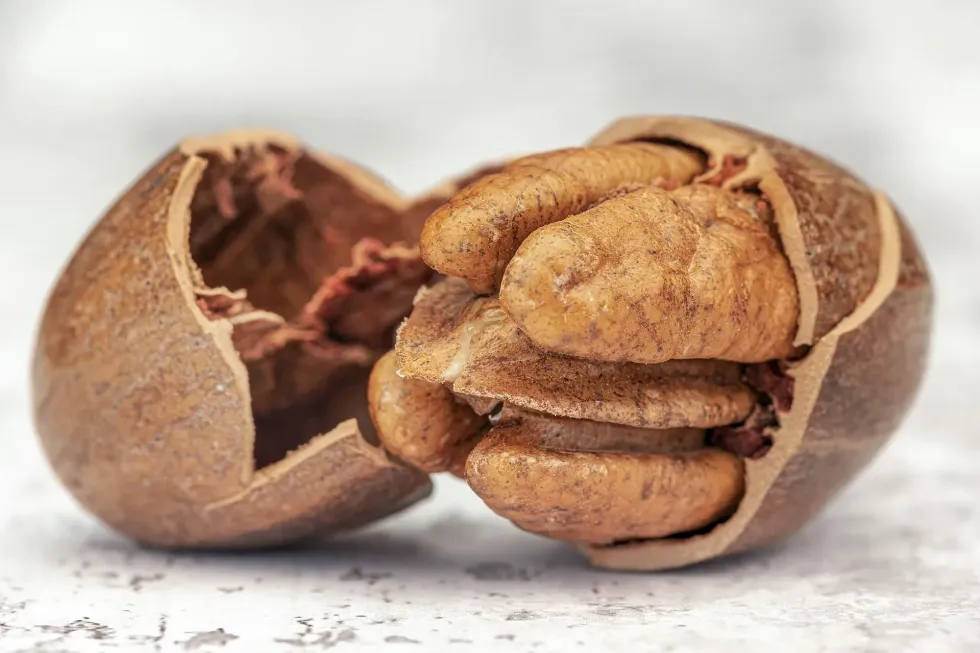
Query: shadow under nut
xmin=368 ymin=350 xmax=485 ymax=473
xmin=465 ymin=423 xmax=745 ymax=543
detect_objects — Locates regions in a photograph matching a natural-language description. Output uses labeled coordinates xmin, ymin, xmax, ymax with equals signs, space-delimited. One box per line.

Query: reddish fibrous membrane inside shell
xmin=700 ymin=154 xmax=749 ymax=186
xmin=709 ymin=402 xmax=777 ymax=460
xmin=188 ymin=145 xmax=439 ymax=468
xmin=707 ymin=361 xmax=796 ymax=460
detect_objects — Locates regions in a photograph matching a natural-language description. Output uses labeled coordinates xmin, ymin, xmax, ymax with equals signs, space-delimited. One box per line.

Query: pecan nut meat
xmin=375 ymin=116 xmax=932 ymax=571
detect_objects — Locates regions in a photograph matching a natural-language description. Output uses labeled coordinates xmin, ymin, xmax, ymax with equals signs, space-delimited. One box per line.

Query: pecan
xmin=370 ymin=116 xmax=931 ymax=571
xmin=420 ymin=143 xmax=703 ymax=293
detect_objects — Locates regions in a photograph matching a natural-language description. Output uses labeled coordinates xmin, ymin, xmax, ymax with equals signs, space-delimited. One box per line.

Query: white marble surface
xmin=1 ymin=1 xmax=978 ymax=651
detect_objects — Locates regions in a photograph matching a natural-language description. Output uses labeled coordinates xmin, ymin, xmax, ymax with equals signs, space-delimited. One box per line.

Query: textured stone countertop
xmin=0 ymin=2 xmax=977 ymax=651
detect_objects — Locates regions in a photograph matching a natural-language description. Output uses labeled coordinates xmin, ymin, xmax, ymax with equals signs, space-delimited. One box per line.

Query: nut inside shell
xmin=377 ymin=117 xmax=932 ymax=571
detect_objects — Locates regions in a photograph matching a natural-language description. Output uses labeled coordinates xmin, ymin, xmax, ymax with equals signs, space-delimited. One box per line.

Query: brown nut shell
xmin=31 ymin=130 xmax=491 ymax=548
xmin=578 ymin=116 xmax=932 ymax=570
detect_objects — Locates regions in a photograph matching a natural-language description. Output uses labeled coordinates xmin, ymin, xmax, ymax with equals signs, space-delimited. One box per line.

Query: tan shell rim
xmin=579 ymin=117 xmax=902 ymax=570
xmin=171 ymin=130 xmax=422 ymax=505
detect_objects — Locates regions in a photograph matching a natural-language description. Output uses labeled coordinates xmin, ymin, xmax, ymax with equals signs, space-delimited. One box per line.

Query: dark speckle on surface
xmin=180 ymin=628 xmax=239 ymax=650
xmin=126 ymin=615 xmax=168 ymax=646
xmin=591 ymin=604 xmax=646 ymax=617
xmin=129 ymin=573 xmax=165 ymax=592
xmin=274 ymin=620 xmax=356 ymax=649
xmin=464 ymin=562 xmax=540 ymax=581
xmin=340 ymin=567 xmax=393 ymax=585
xmin=39 ymin=618 xmax=115 ymax=640
xmin=384 ymin=635 xmax=421 ymax=644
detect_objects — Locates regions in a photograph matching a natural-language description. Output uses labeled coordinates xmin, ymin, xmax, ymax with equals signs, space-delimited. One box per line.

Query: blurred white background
xmin=1 ymin=2 xmax=978 ymax=651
